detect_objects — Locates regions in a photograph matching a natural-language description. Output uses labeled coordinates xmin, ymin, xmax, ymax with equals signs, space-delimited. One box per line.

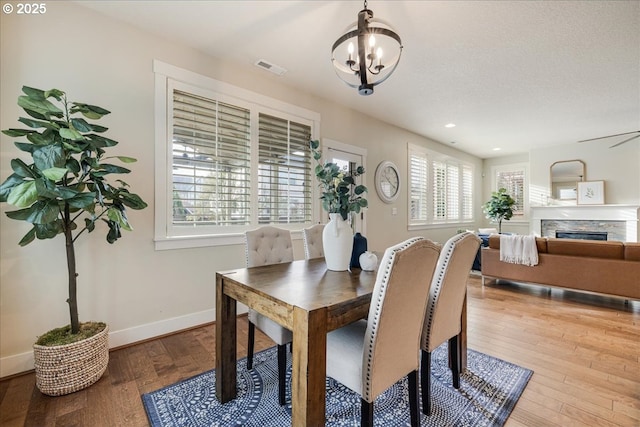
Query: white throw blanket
xmin=500 ymin=234 xmax=539 ymax=266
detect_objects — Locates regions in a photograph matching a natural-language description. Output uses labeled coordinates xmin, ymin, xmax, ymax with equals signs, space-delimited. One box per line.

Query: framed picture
xmin=577 ymin=181 xmax=605 ymax=205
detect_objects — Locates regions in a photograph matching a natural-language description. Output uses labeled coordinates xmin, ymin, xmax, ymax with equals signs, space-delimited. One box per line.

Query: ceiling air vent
xmin=254 ymin=59 xmax=287 ymax=76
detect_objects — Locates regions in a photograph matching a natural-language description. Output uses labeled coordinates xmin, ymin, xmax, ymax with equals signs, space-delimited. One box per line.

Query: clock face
xmin=381 ymin=166 xmax=399 ymax=197
xmin=375 ymin=161 xmax=400 ymax=203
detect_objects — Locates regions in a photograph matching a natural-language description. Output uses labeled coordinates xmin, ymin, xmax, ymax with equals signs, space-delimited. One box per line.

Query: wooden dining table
xmin=215 ymin=257 xmax=468 ymax=426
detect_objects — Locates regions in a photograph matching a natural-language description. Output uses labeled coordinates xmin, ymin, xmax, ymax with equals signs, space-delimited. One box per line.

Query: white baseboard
xmin=0 ymin=308 xmax=224 ymax=379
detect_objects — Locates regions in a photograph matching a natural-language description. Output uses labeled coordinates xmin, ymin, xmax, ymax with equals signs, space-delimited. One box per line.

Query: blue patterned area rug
xmin=142 ymin=344 xmax=532 ymax=426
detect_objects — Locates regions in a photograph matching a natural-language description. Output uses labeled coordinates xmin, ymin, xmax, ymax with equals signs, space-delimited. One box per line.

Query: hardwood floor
xmin=1 ymin=275 xmax=638 ymax=426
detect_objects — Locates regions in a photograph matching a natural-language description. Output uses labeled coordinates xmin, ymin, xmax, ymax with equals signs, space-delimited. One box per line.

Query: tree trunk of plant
xmin=64 ymin=203 xmax=80 ymax=334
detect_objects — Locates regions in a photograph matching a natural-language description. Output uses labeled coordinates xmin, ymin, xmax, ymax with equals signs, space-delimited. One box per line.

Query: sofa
xmin=481 ymin=235 xmax=640 ymax=300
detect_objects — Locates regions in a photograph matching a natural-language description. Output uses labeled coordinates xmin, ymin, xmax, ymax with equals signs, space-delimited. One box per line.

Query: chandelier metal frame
xmin=331 ymin=1 xmax=403 ymax=95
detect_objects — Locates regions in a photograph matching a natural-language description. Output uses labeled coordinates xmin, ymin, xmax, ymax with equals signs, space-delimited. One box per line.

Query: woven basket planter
xmin=33 ymin=324 xmax=109 ymax=396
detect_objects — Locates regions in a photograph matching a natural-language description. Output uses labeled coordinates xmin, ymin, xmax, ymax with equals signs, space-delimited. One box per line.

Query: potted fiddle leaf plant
xmin=482 ymin=187 xmax=515 ymax=234
xmin=0 ymin=86 xmax=147 ymax=395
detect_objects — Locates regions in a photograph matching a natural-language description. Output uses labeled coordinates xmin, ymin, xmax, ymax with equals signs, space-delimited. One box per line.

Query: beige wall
xmin=0 ymin=2 xmax=482 ymax=376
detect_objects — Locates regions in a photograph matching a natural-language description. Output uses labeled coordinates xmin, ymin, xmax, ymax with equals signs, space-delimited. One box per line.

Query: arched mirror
xmin=550 ymin=160 xmax=585 ymax=200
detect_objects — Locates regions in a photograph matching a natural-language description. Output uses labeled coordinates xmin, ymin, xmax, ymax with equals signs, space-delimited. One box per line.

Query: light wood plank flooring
xmin=1 ymin=275 xmax=638 ymax=426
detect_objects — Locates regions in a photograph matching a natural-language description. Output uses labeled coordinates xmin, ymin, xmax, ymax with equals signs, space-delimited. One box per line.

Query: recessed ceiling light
xmin=445 ymin=123 xmax=456 ymax=128
xmin=492 ymin=147 xmax=501 ymax=151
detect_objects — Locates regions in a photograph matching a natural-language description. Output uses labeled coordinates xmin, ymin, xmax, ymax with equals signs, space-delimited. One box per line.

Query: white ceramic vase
xmin=323 ymin=213 xmax=353 ymax=271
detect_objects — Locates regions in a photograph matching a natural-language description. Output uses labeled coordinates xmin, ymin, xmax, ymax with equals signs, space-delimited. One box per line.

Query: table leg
xmin=215 ymin=274 xmax=237 ymax=403
xmin=291 ymin=306 xmax=327 ymax=426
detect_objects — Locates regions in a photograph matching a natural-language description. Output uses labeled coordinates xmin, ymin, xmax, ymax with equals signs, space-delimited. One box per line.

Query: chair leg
xmin=247 ymin=321 xmax=255 ymax=370
xmin=448 ymin=335 xmax=461 ymax=389
xmin=277 ymin=343 xmax=287 ymax=405
xmin=408 ymin=370 xmax=420 ymax=427
xmin=360 ymin=399 xmax=374 ymax=427
xmin=421 ymin=350 xmax=432 ymax=416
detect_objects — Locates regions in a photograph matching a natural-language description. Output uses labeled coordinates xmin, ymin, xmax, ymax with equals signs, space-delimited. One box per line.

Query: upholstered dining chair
xmin=244 ymin=226 xmax=294 ymax=405
xmin=302 ymin=223 xmax=325 ymax=259
xmin=420 ymin=232 xmax=481 ymax=416
xmin=326 ymin=237 xmax=441 ymax=427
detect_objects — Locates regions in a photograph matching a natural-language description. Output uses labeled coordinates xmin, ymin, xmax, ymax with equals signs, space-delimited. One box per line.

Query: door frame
xmin=320 ymin=138 xmax=368 ymax=235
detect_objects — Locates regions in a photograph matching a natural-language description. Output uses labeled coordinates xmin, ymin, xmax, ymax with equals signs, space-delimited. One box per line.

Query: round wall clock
xmin=374 ymin=161 xmax=400 ymax=203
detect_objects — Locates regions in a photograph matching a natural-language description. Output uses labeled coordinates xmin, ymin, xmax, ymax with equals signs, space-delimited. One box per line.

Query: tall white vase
xmin=323 ymin=213 xmax=353 ymax=271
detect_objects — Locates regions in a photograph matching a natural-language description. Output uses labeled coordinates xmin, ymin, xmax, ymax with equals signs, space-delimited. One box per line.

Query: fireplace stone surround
xmin=530 ymin=205 xmax=640 ymax=243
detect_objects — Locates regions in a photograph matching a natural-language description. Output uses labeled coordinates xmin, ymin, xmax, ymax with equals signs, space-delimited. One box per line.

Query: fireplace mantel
xmin=530 ymin=205 xmax=640 ymax=242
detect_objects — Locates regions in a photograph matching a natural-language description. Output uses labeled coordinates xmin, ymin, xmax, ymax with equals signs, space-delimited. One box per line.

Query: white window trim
xmin=407 ymin=143 xmax=475 ymax=231
xmin=153 ymin=60 xmax=320 ymax=250
xmin=491 ymin=163 xmax=529 ymax=222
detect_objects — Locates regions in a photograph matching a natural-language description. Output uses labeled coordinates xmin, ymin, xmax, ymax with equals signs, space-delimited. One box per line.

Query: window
xmin=154 ymin=61 xmax=320 ymax=249
xmin=492 ymin=164 xmax=527 ymax=218
xmin=408 ymin=144 xmax=474 ymax=228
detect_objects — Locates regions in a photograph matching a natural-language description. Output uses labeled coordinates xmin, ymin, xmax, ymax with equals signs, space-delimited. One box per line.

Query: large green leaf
xmin=98 ymin=164 xmax=131 ymax=175
xmin=104 ymin=219 xmax=121 ymax=243
xmin=3 ymin=128 xmax=35 ymax=137
xmin=86 ymin=134 xmax=118 ymax=148
xmin=70 ymin=118 xmax=93 ymax=133
xmin=71 ymin=103 xmax=111 ymax=120
xmin=10 ymin=158 xmax=36 ymax=178
xmin=33 ymin=144 xmax=65 ymax=170
xmin=59 ymin=127 xmax=84 ymax=141
xmin=7 ymin=181 xmax=38 ymax=207
xmin=113 ymin=156 xmax=137 ymax=164
xmin=66 ymin=192 xmax=97 ymax=209
xmin=14 ymin=142 xmax=36 ymax=154
xmin=18 ymin=95 xmax=63 ymax=118
xmin=21 ymin=86 xmax=46 ymax=100
xmin=0 ymin=174 xmax=25 ymax=202
xmin=34 ymin=221 xmax=64 ymax=240
xmin=41 ymin=167 xmax=68 ymax=182
xmin=43 ymin=88 xmax=65 ymax=101
xmin=18 ymin=227 xmax=37 ymax=246
xmin=18 ymin=117 xmax=59 ymax=130
xmin=107 ymin=206 xmax=132 ymax=231
xmin=27 ymin=130 xmax=56 ymax=146
xmin=35 ymin=178 xmax=59 ymax=199
xmin=5 ymin=199 xmax=60 ymax=224
xmin=118 ymin=192 xmax=148 ymax=210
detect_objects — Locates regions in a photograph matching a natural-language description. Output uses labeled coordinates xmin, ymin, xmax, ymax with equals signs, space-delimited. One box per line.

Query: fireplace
xmin=530 ymin=205 xmax=640 ymax=242
xmin=555 ymin=230 xmax=607 ymax=240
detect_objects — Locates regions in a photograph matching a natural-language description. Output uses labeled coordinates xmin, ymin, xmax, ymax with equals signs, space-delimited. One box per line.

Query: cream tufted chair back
xmin=245 ymin=226 xmax=294 ymax=267
xmin=302 ymin=224 xmax=325 ymax=259
xmin=244 ymin=226 xmax=294 ymax=405
xmin=420 ymin=231 xmax=481 ymax=416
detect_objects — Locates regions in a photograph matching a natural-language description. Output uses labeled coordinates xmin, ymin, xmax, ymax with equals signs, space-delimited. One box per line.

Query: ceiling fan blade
xmin=609 ymin=134 xmax=640 ymax=148
xmin=578 ymin=130 xmax=640 ymax=143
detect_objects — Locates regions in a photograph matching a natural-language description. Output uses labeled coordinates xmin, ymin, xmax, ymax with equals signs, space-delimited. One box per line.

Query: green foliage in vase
xmin=482 ymin=187 xmax=515 ymax=233
xmin=309 ymin=139 xmax=367 ymax=220
xmin=0 ymin=86 xmax=147 ymax=336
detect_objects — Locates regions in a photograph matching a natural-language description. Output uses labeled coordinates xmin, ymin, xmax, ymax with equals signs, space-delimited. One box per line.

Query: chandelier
xmin=331 ymin=0 xmax=403 ymax=96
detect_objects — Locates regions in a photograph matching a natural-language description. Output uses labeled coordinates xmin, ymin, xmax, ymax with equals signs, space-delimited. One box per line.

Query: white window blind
xmin=409 ymin=150 xmax=428 ymax=222
xmin=462 ymin=164 xmax=473 ymax=220
xmin=172 ymin=90 xmax=251 ymax=226
xmin=408 ymin=144 xmax=474 ymax=227
xmin=258 ymin=113 xmax=312 ymax=224
xmin=433 ymin=160 xmax=447 ymax=221
xmin=496 ymin=168 xmax=525 ymax=216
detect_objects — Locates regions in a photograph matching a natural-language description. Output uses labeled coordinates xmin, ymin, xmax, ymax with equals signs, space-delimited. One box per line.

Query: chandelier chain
xmin=364 ymin=0 xmax=368 ymax=10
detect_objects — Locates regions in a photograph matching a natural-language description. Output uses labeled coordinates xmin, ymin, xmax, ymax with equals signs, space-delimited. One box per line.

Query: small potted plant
xmin=0 ymin=86 xmax=147 ymax=395
xmin=309 ymin=139 xmax=367 ymax=271
xmin=482 ymin=188 xmax=515 ymax=234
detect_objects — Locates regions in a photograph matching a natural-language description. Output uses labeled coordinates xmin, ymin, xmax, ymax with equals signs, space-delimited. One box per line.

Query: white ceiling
xmin=78 ymin=1 xmax=639 ymax=159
